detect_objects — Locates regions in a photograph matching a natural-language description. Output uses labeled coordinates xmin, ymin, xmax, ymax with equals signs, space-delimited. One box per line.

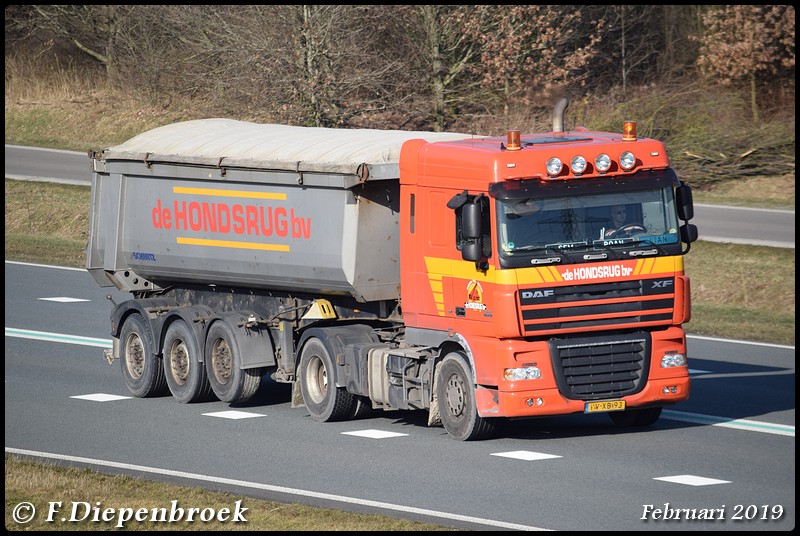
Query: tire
xmin=204 ymin=321 xmax=263 ymax=403
xmin=119 ymin=313 xmax=168 ymax=398
xmin=349 ymin=395 xmax=378 ymax=420
xmin=435 ymin=352 xmax=495 ymax=441
xmin=298 ymin=337 xmax=356 ymax=422
xmin=608 ymin=407 xmax=662 ymax=427
xmin=163 ymin=319 xmax=215 ymax=403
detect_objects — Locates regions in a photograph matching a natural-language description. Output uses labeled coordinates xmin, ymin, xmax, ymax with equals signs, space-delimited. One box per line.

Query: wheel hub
xmin=444 ymin=375 xmax=465 ymax=417
xmin=125 ymin=334 xmax=145 ymax=379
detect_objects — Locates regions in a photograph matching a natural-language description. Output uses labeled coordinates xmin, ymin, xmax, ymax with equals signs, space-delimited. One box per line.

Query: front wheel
xmin=608 ymin=407 xmax=662 ymax=427
xmin=204 ymin=321 xmax=263 ymax=403
xmin=298 ymin=337 xmax=356 ymax=422
xmin=119 ymin=313 xmax=168 ymax=398
xmin=435 ymin=352 xmax=495 ymax=441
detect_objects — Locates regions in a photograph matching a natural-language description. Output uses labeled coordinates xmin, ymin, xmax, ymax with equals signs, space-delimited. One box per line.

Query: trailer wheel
xmin=204 ymin=321 xmax=262 ymax=403
xmin=298 ymin=337 xmax=356 ymax=422
xmin=608 ymin=407 xmax=662 ymax=427
xmin=163 ymin=320 xmax=215 ymax=403
xmin=436 ymin=352 xmax=495 ymax=441
xmin=120 ymin=313 xmax=168 ymax=398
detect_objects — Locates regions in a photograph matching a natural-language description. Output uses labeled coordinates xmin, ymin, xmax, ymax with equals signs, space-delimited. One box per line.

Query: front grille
xmin=549 ymin=334 xmax=650 ymax=400
xmin=519 ymin=278 xmax=675 ymax=334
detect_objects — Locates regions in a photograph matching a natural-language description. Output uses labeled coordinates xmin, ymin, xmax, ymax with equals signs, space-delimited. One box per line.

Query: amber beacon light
xmin=622 ymin=121 xmax=637 ymax=141
xmin=507 ymin=130 xmax=521 ymax=151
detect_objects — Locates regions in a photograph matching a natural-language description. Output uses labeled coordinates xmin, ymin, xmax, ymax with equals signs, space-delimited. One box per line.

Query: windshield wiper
xmin=627 ymin=238 xmax=667 ymax=256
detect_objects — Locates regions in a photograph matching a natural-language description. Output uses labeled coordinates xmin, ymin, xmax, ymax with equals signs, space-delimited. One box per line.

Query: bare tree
xmin=175 ymin=5 xmax=407 ymax=127
xmin=9 ymin=5 xmax=136 ymax=83
xmin=461 ymin=6 xmax=606 ymax=123
xmin=696 ymin=5 xmax=795 ymax=124
xmin=386 ymin=5 xmax=485 ymax=132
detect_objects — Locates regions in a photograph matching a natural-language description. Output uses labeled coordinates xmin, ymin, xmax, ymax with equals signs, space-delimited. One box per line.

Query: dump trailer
xmin=88 ymin=98 xmax=698 ymax=440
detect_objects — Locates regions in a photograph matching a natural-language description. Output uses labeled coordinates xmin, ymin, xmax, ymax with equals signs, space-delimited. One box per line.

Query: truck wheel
xmin=120 ymin=313 xmax=168 ymax=398
xmin=436 ymin=352 xmax=495 ymax=441
xmin=204 ymin=321 xmax=263 ymax=403
xmin=608 ymin=407 xmax=662 ymax=427
xmin=298 ymin=338 xmax=356 ymax=422
xmin=349 ymin=395 xmax=378 ymax=420
xmin=163 ymin=320 xmax=215 ymax=403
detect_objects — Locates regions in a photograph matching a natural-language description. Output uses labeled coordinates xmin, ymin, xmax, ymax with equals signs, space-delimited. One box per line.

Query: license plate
xmin=585 ymin=400 xmax=626 ymax=413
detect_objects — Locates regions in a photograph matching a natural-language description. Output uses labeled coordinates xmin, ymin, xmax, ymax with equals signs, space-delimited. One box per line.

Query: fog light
xmin=570 ymin=155 xmax=587 ymax=174
xmin=526 ymin=397 xmax=544 ymax=407
xmin=546 ymin=157 xmax=563 ymax=176
xmin=595 ymin=153 xmax=611 ymax=172
xmin=671 ymin=386 xmax=678 ymax=394
xmin=661 ymin=353 xmax=686 ymax=368
xmin=662 ymin=386 xmax=670 ymax=395
xmin=620 ymin=151 xmax=636 ymax=170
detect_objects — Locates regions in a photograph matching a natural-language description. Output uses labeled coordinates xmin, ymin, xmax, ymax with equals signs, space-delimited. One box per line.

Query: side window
xmin=455 ymin=194 xmax=492 ymax=259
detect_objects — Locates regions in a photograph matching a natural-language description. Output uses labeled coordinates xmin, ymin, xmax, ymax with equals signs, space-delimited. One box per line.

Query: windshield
xmin=496 ymin=184 xmax=681 ymax=266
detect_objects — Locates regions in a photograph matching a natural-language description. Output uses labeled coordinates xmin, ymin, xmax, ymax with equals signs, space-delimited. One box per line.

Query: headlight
xmin=620 ymin=151 xmax=636 ymax=170
xmin=570 ymin=155 xmax=587 ymax=174
xmin=595 ymin=153 xmax=611 ymax=172
xmin=546 ymin=157 xmax=562 ymax=176
xmin=661 ymin=353 xmax=686 ymax=368
xmin=504 ymin=366 xmax=542 ymax=380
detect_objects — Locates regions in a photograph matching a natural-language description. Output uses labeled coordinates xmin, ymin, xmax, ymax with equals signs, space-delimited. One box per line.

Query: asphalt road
xmin=4 ymin=144 xmax=795 ymax=249
xmin=4 ymin=262 xmax=795 ymax=532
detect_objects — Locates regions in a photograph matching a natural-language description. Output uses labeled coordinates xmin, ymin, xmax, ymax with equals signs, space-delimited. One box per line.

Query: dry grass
xmin=683 ymin=241 xmax=794 ymax=345
xmin=692 ymin=174 xmax=795 ymax=209
xmin=5 ymin=456 xmax=453 ymax=531
xmin=4 ymin=180 xmax=89 ymax=267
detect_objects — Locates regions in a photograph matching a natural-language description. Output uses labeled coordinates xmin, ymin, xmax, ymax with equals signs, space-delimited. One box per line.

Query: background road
xmin=5 ymin=144 xmax=795 ymax=249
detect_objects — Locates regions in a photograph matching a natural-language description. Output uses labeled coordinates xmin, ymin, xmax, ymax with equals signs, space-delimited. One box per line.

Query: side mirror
xmin=462 ymin=240 xmax=482 ymax=262
xmin=680 ymin=223 xmax=699 ymax=254
xmin=462 ymin=201 xmax=482 ymax=239
xmin=681 ymin=223 xmax=698 ymax=244
xmin=676 ymin=183 xmax=694 ymax=221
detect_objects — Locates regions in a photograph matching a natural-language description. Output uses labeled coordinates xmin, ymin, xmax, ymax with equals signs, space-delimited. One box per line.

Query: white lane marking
xmin=490 ymin=451 xmax=562 ymax=461
xmin=5 ymin=447 xmax=553 ymax=531
xmin=654 ymin=475 xmax=731 ymax=486
xmin=39 ymin=296 xmax=90 ymax=303
xmin=202 ymin=410 xmax=266 ymax=420
xmin=71 ymin=393 xmax=132 ymax=402
xmin=5 ymin=327 xmax=111 ymax=348
xmin=662 ymin=410 xmax=794 ymax=437
xmin=342 ymin=429 xmax=409 ymax=439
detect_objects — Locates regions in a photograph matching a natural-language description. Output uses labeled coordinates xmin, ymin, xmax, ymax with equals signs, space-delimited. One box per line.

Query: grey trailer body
xmin=87 ymin=119 xmax=472 ymax=302
xmin=87 ymin=119 xmax=478 ymax=430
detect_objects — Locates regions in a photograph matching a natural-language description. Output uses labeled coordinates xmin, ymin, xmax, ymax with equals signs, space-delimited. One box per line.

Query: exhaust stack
xmin=552 ymin=97 xmax=569 ymax=133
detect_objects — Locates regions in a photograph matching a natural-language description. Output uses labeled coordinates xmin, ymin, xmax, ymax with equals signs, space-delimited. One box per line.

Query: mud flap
xmin=291 ymin=380 xmax=305 ymax=408
xmin=427 ymin=365 xmax=442 ymax=426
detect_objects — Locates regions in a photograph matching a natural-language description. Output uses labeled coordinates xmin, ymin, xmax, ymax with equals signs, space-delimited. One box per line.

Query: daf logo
xmin=521 ymin=290 xmax=555 ymax=299
xmin=651 ymin=280 xmax=673 ymax=289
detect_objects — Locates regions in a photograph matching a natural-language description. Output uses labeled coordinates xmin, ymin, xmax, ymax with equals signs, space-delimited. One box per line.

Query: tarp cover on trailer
xmin=100 ymin=119 xmax=478 ymax=176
